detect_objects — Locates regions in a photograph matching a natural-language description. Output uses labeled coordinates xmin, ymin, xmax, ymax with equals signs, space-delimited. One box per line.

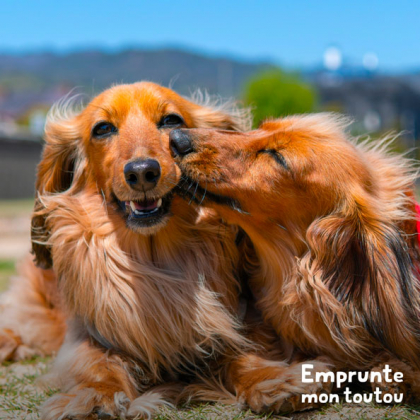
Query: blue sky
xmin=1 ymin=0 xmax=419 ymax=71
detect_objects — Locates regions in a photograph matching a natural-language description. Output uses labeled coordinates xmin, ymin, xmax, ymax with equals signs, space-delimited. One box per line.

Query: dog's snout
xmin=169 ymin=129 xmax=193 ymax=157
xmin=124 ymin=159 xmax=161 ymax=191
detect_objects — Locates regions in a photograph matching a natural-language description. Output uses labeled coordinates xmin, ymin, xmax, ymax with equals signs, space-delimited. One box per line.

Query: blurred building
xmin=309 ymin=48 xmax=420 ymax=148
xmin=315 ymin=76 xmax=420 ymax=146
xmin=0 ymin=136 xmax=42 ymax=199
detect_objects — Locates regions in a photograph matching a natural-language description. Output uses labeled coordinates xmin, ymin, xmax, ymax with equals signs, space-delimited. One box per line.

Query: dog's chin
xmin=112 ymin=192 xmax=173 ymax=235
xmin=126 ymin=218 xmax=170 ymax=235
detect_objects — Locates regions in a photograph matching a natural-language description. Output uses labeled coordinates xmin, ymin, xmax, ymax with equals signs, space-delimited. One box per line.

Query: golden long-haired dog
xmin=0 ymin=82 xmax=259 ymax=419
xmin=172 ymin=114 xmax=420 ymax=406
xmin=0 ymin=83 xmax=330 ymax=418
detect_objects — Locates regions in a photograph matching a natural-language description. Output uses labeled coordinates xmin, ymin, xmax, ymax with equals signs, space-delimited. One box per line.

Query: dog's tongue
xmin=125 ymin=200 xmax=160 ymax=211
xmin=126 ymin=199 xmax=158 ymax=211
xmin=124 ymin=198 xmax=164 ymax=213
xmin=136 ymin=199 xmax=158 ymax=211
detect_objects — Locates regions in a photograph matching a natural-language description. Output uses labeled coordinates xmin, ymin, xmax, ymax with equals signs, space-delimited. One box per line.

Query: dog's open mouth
xmin=126 ymin=198 xmax=163 ymax=217
xmin=114 ymin=193 xmax=173 ymax=230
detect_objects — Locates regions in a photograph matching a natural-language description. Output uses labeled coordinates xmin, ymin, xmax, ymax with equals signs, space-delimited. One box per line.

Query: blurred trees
xmin=243 ymin=69 xmax=317 ymax=126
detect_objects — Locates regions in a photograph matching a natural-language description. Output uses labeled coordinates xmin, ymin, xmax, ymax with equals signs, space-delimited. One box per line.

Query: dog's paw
xmin=41 ymin=386 xmax=173 ymax=420
xmin=236 ymin=359 xmax=333 ymax=414
xmin=41 ymin=387 xmax=130 ymax=420
xmin=0 ymin=328 xmax=38 ymax=363
xmin=127 ymin=390 xmax=173 ymax=419
xmin=370 ymin=362 xmax=411 ymax=402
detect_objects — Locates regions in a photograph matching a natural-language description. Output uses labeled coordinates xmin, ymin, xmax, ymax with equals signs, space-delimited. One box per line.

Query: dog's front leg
xmin=224 ymin=352 xmax=334 ymax=414
xmin=40 ymin=332 xmax=177 ymax=420
xmin=370 ymin=353 xmax=420 ymax=403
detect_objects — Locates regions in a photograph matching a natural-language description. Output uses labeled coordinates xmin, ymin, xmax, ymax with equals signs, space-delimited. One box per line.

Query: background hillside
xmin=0 ymin=48 xmax=274 ymax=94
xmin=0 ymin=48 xmax=274 ymax=121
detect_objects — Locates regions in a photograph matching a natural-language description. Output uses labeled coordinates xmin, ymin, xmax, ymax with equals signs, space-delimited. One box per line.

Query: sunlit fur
xmin=0 ymin=82 xmax=277 ymax=419
xmin=0 ymin=256 xmax=65 ymax=361
xmin=0 ymin=83 xmax=250 ymax=363
xmin=175 ymin=113 xmax=420 ymax=401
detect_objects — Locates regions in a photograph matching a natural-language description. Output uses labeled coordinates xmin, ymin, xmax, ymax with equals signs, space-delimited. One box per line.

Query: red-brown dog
xmin=172 ymin=114 xmax=420 ymax=406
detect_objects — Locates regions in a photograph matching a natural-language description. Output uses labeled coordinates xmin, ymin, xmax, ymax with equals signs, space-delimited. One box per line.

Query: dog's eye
xmin=92 ymin=122 xmax=117 ymax=138
xmin=258 ymin=149 xmax=289 ymax=170
xmin=159 ymin=114 xmax=185 ymax=128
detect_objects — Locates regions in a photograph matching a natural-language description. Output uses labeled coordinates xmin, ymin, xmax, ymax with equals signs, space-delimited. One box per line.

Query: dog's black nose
xmin=124 ymin=159 xmax=161 ymax=191
xmin=169 ymin=129 xmax=193 ymax=157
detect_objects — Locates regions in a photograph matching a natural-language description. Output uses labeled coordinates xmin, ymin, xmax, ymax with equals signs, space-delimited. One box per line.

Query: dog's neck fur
xmin=40 ymin=190 xmax=246 ymax=380
xmin=242 ymin=226 xmax=296 ymax=325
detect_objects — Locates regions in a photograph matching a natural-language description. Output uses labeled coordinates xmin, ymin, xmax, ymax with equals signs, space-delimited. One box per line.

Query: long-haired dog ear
xmin=31 ymin=102 xmax=85 ymax=268
xmin=303 ymin=193 xmax=420 ymax=365
xmin=188 ymin=91 xmax=252 ymax=131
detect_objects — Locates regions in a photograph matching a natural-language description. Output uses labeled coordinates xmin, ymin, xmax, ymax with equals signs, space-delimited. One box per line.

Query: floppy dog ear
xmin=188 ymin=92 xmax=252 ymax=131
xmin=303 ymin=194 xmax=420 ymax=365
xmin=31 ymin=107 xmax=84 ymax=269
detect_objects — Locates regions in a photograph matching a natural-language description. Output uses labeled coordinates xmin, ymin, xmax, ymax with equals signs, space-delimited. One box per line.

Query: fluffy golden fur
xmin=0 ymin=256 xmax=65 ymax=361
xmin=174 ymin=113 xmax=420 ymax=405
xmin=0 ymin=82 xmax=247 ymax=418
xmin=0 ymin=83 xmax=328 ymax=418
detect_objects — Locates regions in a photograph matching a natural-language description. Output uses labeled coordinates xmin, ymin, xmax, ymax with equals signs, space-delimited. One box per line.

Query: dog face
xmin=32 ymin=82 xmax=249 ymax=267
xmin=172 ymin=115 xmax=375 ymax=231
xmin=83 ymin=83 xmax=203 ymax=234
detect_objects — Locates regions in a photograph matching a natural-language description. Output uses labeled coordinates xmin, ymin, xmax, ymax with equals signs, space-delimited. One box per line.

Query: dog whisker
xmin=100 ymin=189 xmax=109 ymax=215
xmin=198 ymin=180 xmax=208 ymax=206
xmin=189 ymin=181 xmax=200 ymax=205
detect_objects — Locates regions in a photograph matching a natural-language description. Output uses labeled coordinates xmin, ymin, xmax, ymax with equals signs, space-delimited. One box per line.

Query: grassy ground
xmin=0 ymin=198 xmax=34 ymax=291
xmin=0 ymin=199 xmax=34 ymax=218
xmin=1 ymin=352 xmax=420 ymax=420
xmin=0 ymin=260 xmax=15 ymax=292
xmin=0 ymin=357 xmax=54 ymax=420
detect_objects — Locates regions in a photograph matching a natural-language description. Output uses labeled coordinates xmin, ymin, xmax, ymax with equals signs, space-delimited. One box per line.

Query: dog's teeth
xmin=134 ymin=210 xmax=144 ymax=215
xmin=130 ymin=201 xmax=136 ymax=212
xmin=157 ymin=199 xmax=162 ymax=208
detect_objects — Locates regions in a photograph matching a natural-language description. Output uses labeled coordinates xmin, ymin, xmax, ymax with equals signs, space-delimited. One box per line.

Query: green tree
xmin=244 ymin=69 xmax=317 ymax=126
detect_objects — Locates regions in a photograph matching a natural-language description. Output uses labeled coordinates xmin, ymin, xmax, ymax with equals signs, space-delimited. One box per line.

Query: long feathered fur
xmin=175 ymin=113 xmax=420 ymax=400
xmin=35 ymin=190 xmax=246 ymax=377
xmin=1 ymin=82 xmax=263 ymax=419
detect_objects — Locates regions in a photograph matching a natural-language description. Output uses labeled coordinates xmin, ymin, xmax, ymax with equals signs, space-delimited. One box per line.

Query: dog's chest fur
xmin=46 ymin=192 xmax=244 ymax=377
